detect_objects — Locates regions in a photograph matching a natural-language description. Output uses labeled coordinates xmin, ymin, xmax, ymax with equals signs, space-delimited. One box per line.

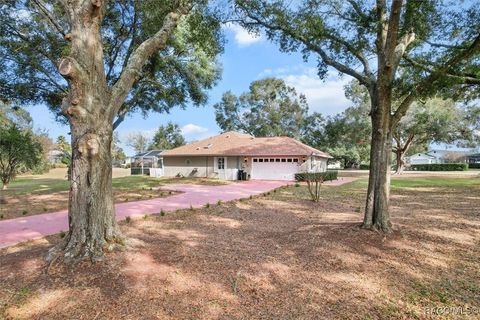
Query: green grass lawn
xmin=390 ymin=176 xmax=480 ymax=188
xmin=328 ymin=175 xmax=480 ymax=191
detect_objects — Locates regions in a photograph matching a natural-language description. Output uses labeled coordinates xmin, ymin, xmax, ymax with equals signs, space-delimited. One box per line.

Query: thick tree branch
xmin=323 ymin=30 xmax=374 ymax=78
xmin=392 ymin=33 xmax=480 ymax=125
xmin=244 ymin=15 xmax=372 ymax=87
xmin=110 ymin=4 xmax=192 ymax=113
xmin=383 ymin=0 xmax=403 ymax=70
xmin=31 ymin=0 xmax=67 ymax=37
xmin=403 ymin=55 xmax=480 ymax=84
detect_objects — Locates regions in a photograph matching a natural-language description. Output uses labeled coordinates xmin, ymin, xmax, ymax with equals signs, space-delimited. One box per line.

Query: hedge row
xmin=410 ymin=163 xmax=468 ymax=171
xmin=469 ymin=163 xmax=480 ymax=169
xmin=359 ymin=164 xmax=370 ymax=170
xmin=295 ymin=170 xmax=338 ymax=182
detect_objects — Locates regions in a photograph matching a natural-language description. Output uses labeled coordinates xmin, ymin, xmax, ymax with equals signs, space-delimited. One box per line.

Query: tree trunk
xmin=48 ymin=122 xmax=122 ymax=262
xmin=47 ymin=9 xmax=123 ymax=262
xmin=395 ymin=149 xmax=405 ymax=174
xmin=2 ymin=184 xmax=7 ymax=190
xmin=363 ymin=88 xmax=392 ymax=232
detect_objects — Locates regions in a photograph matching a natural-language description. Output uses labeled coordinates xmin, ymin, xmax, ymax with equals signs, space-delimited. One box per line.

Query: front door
xmin=216 ymin=156 xmax=226 ymax=178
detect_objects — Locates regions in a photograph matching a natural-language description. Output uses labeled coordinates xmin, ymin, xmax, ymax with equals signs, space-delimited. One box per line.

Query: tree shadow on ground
xmin=0 ymin=183 xmax=479 ymax=319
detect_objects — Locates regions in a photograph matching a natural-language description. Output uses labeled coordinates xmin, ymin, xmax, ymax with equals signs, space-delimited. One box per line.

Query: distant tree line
xmin=214 ymin=78 xmax=478 ymax=170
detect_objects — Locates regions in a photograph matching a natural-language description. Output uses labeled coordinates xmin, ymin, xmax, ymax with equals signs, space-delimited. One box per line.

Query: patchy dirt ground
xmin=0 ymin=177 xmax=479 ymax=319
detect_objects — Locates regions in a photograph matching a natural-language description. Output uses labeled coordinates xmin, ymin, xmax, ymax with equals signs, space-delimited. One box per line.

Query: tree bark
xmin=363 ymin=84 xmax=393 ymax=232
xmin=49 ymin=123 xmax=121 ymax=262
xmin=395 ymin=149 xmax=406 ymax=174
xmin=46 ymin=1 xmax=188 ymax=262
xmin=47 ymin=3 xmax=123 ymax=262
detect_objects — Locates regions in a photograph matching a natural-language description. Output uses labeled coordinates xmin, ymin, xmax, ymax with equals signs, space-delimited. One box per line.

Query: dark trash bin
xmin=238 ymin=170 xmax=244 ymax=180
xmin=242 ymin=171 xmax=248 ymax=180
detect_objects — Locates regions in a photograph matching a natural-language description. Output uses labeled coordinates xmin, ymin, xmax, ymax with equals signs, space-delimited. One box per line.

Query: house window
xmin=253 ymin=158 xmax=258 ymax=162
xmin=293 ymin=158 xmax=298 ymax=163
xmin=281 ymin=158 xmax=286 ymax=162
xmin=259 ymin=158 xmax=263 ymax=162
xmin=287 ymin=158 xmax=292 ymax=162
xmin=217 ymin=157 xmax=225 ymax=169
xmin=270 ymin=159 xmax=275 ymax=162
xmin=275 ymin=158 xmax=281 ymax=162
xmin=264 ymin=158 xmax=269 ymax=162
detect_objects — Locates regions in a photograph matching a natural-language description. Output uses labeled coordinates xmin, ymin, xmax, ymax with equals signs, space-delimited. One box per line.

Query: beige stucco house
xmin=161 ymin=131 xmax=331 ymax=181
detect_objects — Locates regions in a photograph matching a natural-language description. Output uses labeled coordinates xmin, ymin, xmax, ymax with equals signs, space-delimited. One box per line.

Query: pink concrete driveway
xmin=0 ymin=180 xmax=288 ymax=249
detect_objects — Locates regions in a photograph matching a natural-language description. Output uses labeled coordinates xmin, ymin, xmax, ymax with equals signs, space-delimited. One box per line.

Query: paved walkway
xmin=0 ymin=180 xmax=288 ymax=249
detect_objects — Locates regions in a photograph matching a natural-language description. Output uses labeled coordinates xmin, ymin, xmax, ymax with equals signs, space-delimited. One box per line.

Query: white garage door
xmin=251 ymin=157 xmax=300 ymax=180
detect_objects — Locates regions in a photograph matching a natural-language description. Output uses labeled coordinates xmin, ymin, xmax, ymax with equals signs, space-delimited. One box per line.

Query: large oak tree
xmin=214 ymin=78 xmax=309 ymax=138
xmin=0 ymin=0 xmax=223 ymax=261
xmin=235 ymin=0 xmax=480 ymax=232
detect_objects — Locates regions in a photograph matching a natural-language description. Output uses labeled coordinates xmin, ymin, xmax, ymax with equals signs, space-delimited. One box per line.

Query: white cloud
xmin=181 ymin=123 xmax=209 ymax=136
xmin=224 ymin=23 xmax=263 ymax=47
xmin=259 ymin=66 xmax=351 ymax=116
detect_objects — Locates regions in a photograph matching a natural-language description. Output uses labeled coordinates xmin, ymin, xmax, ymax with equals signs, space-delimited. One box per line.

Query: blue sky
xmin=28 ymin=24 xmax=353 ymax=156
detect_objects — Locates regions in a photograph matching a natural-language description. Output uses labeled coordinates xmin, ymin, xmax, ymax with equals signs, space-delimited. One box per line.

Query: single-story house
xmin=406 ymin=152 xmax=437 ymax=165
xmin=161 ymin=131 xmax=331 ymax=181
xmin=406 ymin=149 xmax=470 ymax=165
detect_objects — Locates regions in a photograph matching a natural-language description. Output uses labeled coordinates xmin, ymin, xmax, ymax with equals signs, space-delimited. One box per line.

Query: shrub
xmin=468 ymin=163 xmax=480 ymax=169
xmin=22 ymin=210 xmax=28 ymax=216
xmin=295 ymin=170 xmax=338 ymax=182
xmin=160 ymin=209 xmax=165 ymax=216
xmin=59 ymin=231 xmax=66 ymax=238
xmin=303 ymin=174 xmax=324 ymax=202
xmin=217 ymin=200 xmax=222 ymax=206
xmin=359 ymin=164 xmax=370 ymax=170
xmin=410 ymin=163 xmax=468 ymax=171
xmin=125 ymin=216 xmax=131 ymax=223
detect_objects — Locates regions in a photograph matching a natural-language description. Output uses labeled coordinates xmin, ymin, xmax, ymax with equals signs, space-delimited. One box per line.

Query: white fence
xmin=149 ymin=168 xmax=164 ymax=178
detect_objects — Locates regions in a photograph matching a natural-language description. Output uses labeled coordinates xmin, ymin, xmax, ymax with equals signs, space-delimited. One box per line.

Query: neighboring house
xmin=47 ymin=149 xmax=65 ymax=164
xmin=406 ymin=149 xmax=470 ymax=165
xmin=327 ymin=160 xmax=342 ymax=169
xmin=130 ymin=150 xmax=163 ymax=176
xmin=161 ymin=131 xmax=331 ymax=181
xmin=468 ymin=153 xmax=480 ymax=164
xmin=406 ymin=152 xmax=437 ymax=165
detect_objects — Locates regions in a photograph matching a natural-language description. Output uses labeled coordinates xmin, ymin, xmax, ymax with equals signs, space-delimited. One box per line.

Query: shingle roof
xmin=161 ymin=131 xmax=331 ymax=158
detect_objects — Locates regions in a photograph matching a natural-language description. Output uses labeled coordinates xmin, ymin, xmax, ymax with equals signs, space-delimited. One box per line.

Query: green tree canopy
xmin=393 ymin=98 xmax=474 ymax=173
xmin=0 ymin=125 xmax=42 ymax=189
xmin=303 ymin=81 xmax=371 ymax=168
xmin=214 ymin=78 xmax=309 ymax=138
xmin=149 ymin=122 xmax=186 ymax=150
xmin=0 ymin=0 xmax=223 ymax=128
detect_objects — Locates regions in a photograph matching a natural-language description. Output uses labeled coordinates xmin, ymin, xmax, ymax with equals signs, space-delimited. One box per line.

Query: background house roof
xmin=134 ymin=150 xmax=163 ymax=158
xmin=161 ymin=131 xmax=331 ymax=158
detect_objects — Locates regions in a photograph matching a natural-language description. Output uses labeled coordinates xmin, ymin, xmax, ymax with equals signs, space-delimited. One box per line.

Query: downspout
xmin=206 ymin=156 xmax=208 ymax=178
